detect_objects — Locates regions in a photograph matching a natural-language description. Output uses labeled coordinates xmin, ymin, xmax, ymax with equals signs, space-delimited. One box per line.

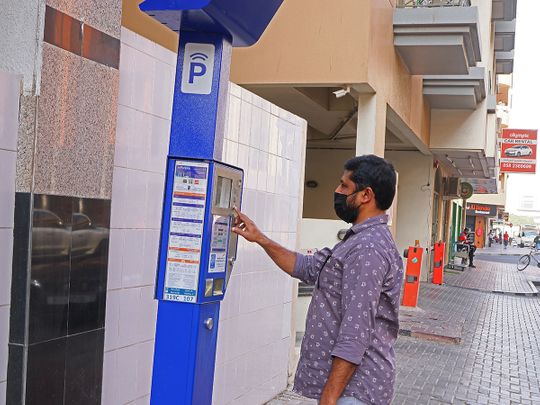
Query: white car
xmin=505 ymin=145 xmax=533 ymax=157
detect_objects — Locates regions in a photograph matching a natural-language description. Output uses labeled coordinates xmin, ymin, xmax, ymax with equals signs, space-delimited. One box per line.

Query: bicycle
xmin=517 ymin=248 xmax=540 ymax=271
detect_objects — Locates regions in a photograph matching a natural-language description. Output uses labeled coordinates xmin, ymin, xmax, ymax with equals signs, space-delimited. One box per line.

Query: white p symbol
xmin=181 ymin=43 xmax=215 ymax=95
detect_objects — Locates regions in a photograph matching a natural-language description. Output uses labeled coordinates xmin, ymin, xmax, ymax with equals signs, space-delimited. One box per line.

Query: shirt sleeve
xmin=292 ymin=247 xmax=333 ymax=286
xmin=331 ymin=248 xmax=387 ymax=365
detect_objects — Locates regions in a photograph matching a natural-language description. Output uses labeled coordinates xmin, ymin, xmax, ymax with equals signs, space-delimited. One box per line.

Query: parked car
xmin=504 ymin=145 xmax=533 ymax=157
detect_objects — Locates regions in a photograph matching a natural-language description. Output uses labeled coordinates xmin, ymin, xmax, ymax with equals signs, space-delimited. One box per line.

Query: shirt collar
xmin=349 ymin=214 xmax=389 ymax=235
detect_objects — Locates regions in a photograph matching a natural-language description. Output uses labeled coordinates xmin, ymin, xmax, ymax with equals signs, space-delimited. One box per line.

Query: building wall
xmin=229 ymin=0 xmax=431 ymax=150
xmin=303 ymin=149 xmax=355 ymax=219
xmin=0 ymin=72 xmax=19 ymax=405
xmin=5 ymin=2 xmax=121 ymax=403
xmin=230 ymin=0 xmax=370 ymax=86
xmin=101 ymin=28 xmax=174 ymax=405
xmin=386 ymin=151 xmax=435 ymax=281
xmin=368 ymin=0 xmax=431 ymax=147
xmin=103 ymin=29 xmax=307 ymax=405
xmin=213 ymin=84 xmax=306 ymax=405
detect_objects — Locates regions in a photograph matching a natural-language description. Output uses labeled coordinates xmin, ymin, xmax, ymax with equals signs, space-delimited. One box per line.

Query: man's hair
xmin=344 ymin=155 xmax=396 ymax=211
xmin=464 ymin=228 xmax=469 ymax=232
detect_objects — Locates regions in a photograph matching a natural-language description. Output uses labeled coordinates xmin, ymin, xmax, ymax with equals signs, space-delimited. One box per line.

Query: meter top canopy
xmin=139 ymin=0 xmax=283 ymax=47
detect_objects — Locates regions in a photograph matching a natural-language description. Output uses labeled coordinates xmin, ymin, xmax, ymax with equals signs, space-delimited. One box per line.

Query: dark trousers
xmin=469 ymin=245 xmax=476 ymax=265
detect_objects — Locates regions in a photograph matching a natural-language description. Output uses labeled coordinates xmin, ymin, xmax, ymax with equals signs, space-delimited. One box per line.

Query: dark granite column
xmin=7 ymin=2 xmax=121 ymax=404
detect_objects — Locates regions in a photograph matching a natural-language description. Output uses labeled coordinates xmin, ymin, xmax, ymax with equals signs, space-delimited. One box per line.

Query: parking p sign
xmin=181 ymin=43 xmax=215 ymax=95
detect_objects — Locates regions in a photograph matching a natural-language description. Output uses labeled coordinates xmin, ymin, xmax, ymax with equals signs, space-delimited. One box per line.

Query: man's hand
xmin=231 ymin=208 xmax=267 ymax=244
xmin=319 ymin=357 xmax=357 ymax=405
xmin=231 ymin=207 xmax=297 ymax=276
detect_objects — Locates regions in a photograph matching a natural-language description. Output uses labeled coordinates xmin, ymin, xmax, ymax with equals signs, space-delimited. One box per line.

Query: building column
xmin=2 ymin=2 xmax=122 ymax=404
xmin=385 ymin=151 xmax=435 ymax=282
xmin=355 ymin=93 xmax=387 ymax=157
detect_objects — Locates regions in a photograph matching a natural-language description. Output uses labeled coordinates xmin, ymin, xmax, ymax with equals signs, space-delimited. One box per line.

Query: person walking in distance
xmin=503 ymin=231 xmax=509 ymax=250
xmin=459 ymin=228 xmax=476 ymax=268
xmin=232 ymin=155 xmax=403 ymax=405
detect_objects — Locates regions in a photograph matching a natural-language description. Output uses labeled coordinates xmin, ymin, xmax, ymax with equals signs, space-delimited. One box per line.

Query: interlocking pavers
xmin=268 ymin=260 xmax=540 ymax=405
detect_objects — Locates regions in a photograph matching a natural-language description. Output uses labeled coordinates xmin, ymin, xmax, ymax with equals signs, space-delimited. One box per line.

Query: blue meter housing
xmin=156 ymin=158 xmax=243 ymax=304
xmin=139 ymin=0 xmax=283 ymax=46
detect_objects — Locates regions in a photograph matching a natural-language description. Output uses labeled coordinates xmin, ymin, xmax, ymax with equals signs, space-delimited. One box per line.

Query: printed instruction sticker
xmin=163 ymin=160 xmax=209 ymax=302
xmin=208 ymin=216 xmax=230 ymax=274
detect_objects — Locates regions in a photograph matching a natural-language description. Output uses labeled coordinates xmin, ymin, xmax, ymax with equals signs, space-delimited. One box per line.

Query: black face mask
xmin=334 ymin=192 xmax=360 ymax=224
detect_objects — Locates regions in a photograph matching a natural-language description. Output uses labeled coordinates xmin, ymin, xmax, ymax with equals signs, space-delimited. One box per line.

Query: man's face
xmin=335 ymin=171 xmax=356 ymax=196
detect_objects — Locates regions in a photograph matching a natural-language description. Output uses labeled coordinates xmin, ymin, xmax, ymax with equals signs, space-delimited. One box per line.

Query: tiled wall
xmin=105 ymin=28 xmax=307 ymax=405
xmin=213 ymin=85 xmax=306 ymax=405
xmin=0 ymin=71 xmax=19 ymax=405
xmin=102 ymin=28 xmax=174 ymax=405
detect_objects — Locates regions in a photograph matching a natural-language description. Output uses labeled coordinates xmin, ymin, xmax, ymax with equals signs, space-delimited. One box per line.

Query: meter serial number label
xmin=163 ymin=160 xmax=209 ymax=302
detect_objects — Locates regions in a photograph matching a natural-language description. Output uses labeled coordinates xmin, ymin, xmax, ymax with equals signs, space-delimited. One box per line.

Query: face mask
xmin=334 ymin=192 xmax=360 ymax=224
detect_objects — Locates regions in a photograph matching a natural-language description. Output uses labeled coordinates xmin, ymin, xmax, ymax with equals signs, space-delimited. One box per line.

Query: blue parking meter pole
xmin=140 ymin=2 xmax=283 ymax=404
xmin=150 ymin=31 xmax=231 ymax=405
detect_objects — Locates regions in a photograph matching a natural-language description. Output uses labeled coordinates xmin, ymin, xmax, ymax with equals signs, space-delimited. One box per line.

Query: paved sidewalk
xmin=478 ymin=245 xmax=527 ymax=256
xmin=269 ymin=260 xmax=540 ymax=405
xmin=444 ymin=260 xmax=537 ymax=295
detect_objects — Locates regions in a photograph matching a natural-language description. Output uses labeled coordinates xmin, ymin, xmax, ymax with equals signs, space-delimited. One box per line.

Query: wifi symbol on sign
xmin=190 ymin=52 xmax=208 ymax=61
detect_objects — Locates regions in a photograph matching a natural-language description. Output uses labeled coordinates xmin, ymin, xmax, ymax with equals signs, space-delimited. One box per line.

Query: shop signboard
xmin=499 ymin=129 xmax=537 ymax=174
xmin=466 ymin=203 xmax=498 ymax=217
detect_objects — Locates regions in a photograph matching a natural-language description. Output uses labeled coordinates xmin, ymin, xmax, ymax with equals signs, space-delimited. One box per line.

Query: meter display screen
xmin=215 ymin=176 xmax=233 ymax=209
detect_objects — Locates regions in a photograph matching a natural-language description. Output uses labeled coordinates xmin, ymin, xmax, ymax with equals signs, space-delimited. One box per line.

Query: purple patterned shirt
xmin=292 ymin=215 xmax=404 ymax=405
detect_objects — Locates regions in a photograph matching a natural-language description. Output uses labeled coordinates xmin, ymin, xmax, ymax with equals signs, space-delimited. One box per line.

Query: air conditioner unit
xmin=443 ymin=177 xmax=462 ymax=200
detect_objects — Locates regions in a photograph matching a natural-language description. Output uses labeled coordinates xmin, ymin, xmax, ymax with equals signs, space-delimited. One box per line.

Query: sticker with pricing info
xmin=181 ymin=43 xmax=215 ymax=95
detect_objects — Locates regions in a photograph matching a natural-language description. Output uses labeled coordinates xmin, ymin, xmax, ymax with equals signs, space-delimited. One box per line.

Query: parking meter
xmin=156 ymin=159 xmax=243 ymax=304
xmin=140 ymin=1 xmax=283 ymax=404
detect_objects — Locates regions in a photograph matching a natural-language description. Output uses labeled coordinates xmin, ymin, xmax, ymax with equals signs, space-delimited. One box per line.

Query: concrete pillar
xmin=385 ymin=151 xmax=435 ymax=282
xmin=355 ymin=93 xmax=386 ymax=157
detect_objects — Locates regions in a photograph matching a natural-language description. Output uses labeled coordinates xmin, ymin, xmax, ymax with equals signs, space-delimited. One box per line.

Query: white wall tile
xmin=118 ymin=44 xmax=136 ymax=108
xmin=226 ymin=95 xmax=241 ymax=143
xmin=101 ymin=350 xmax=118 ymax=404
xmin=122 ymin=230 xmax=145 ymax=288
xmin=117 ymin=344 xmax=139 ymax=404
xmin=110 ymin=167 xmax=129 ymax=228
xmin=236 ymin=143 xmax=249 ymax=180
xmin=104 ymin=289 xmax=121 ymax=351
xmin=249 ymin=107 xmax=262 ymax=150
xmin=125 ymin=170 xmax=148 ymax=229
xmin=0 ymin=229 xmax=13 ymax=306
xmin=114 ymin=104 xmax=132 ymax=168
xmin=0 ymin=151 xmax=15 ymax=228
xmin=145 ymin=172 xmax=165 ymax=230
xmin=0 ymin=381 xmax=5 ymax=405
xmin=0 ymin=306 xmax=9 ymax=382
xmin=118 ymin=288 xmax=141 ymax=347
xmin=238 ymin=102 xmax=252 ymax=146
xmin=0 ymin=71 xmax=20 ymax=152
xmin=142 ymin=230 xmax=160 ymax=286
xmin=136 ymin=340 xmax=155 ymax=399
xmin=106 ymin=229 xmax=124 ymax=290
xmin=229 ymin=83 xmax=241 ymax=98
xmin=257 ymin=152 xmax=269 ymax=192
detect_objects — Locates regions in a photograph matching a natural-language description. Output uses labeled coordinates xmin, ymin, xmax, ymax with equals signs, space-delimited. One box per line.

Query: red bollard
xmin=402 ymin=241 xmax=423 ymax=307
xmin=432 ymin=242 xmax=445 ymax=285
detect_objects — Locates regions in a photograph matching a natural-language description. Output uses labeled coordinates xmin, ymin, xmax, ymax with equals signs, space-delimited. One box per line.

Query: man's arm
xmin=232 ymin=208 xmax=296 ymax=276
xmin=319 ymin=357 xmax=357 ymax=405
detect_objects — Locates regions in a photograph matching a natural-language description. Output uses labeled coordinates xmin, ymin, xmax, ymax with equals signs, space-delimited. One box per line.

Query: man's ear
xmin=359 ymin=187 xmax=373 ymax=204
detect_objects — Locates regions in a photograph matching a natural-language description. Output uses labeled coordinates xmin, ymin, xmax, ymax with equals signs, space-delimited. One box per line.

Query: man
xmin=233 ymin=155 xmax=403 ymax=405
xmin=458 ymin=228 xmax=476 ymax=268
xmin=503 ymin=231 xmax=509 ymax=250
xmin=534 ymin=232 xmax=540 ymax=251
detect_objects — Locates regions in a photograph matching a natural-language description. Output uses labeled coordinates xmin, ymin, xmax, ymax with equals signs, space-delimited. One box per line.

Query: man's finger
xmin=232 ymin=226 xmax=245 ymax=236
xmin=233 ymin=207 xmax=249 ymax=222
